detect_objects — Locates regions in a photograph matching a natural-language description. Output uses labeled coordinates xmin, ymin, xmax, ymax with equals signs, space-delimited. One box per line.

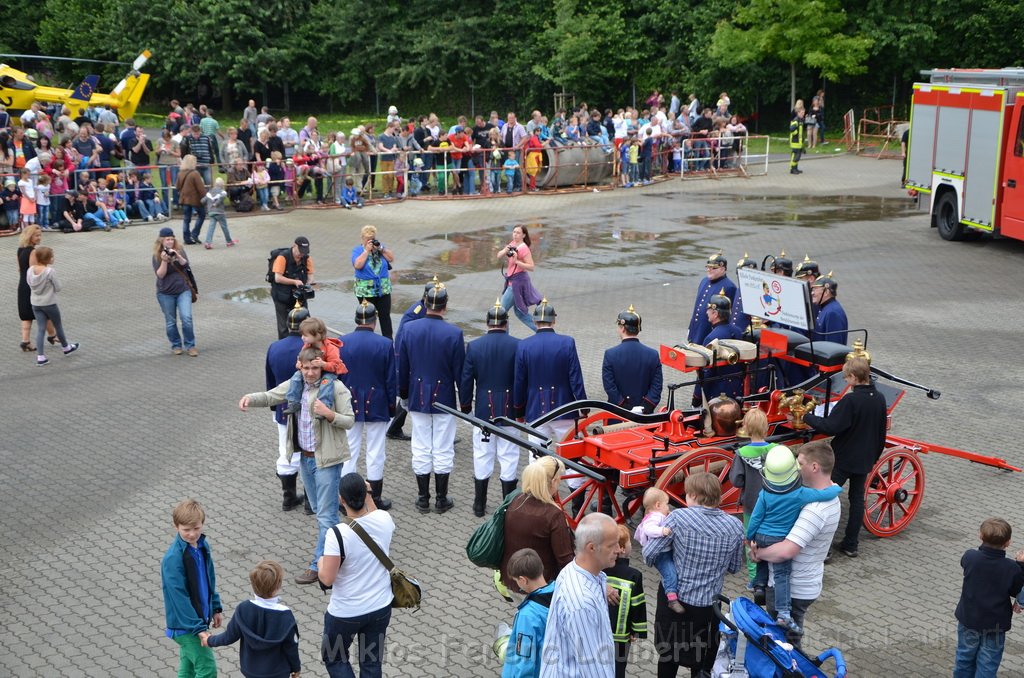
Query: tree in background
xmin=711 ymin=0 xmax=873 ymax=108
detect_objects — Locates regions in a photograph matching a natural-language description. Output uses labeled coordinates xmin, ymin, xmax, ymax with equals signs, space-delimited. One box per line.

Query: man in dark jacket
xmin=802 ymin=356 xmax=887 ymax=558
xmin=602 ymin=305 xmax=662 ymax=414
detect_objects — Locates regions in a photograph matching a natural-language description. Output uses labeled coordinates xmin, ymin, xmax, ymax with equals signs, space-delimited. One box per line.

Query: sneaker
xmin=62 ymin=343 xmax=80 ymax=355
xmin=838 ymin=546 xmax=859 ymax=558
xmin=187 ymin=348 xmax=199 ymax=357
xmin=776 ymin=613 xmax=802 ymax=634
xmin=667 ymin=600 xmax=685 ymax=614
xmin=226 ymin=240 xmax=238 ymax=247
xmin=203 ymin=243 xmax=213 ymax=249
xmin=753 ymin=585 xmax=767 ymax=606
xmin=36 ymin=356 xmax=50 ymax=367
xmin=294 ymin=568 xmax=320 ymax=585
xmin=172 ymin=348 xmax=184 ymax=356
xmin=345 ymin=204 xmax=352 ymax=210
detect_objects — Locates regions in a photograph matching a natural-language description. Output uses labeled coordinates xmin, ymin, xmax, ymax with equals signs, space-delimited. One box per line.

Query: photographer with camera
xmin=153 ymin=227 xmax=198 ymax=356
xmin=497 ymin=224 xmax=542 ymax=333
xmin=351 ymin=224 xmax=396 ymax=339
xmin=271 ymin=236 xmax=317 ymax=339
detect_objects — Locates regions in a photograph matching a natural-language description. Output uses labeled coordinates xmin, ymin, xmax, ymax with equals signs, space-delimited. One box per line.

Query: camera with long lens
xmin=293 ymin=283 xmax=316 ymax=301
xmin=506 ymin=245 xmax=517 ymax=258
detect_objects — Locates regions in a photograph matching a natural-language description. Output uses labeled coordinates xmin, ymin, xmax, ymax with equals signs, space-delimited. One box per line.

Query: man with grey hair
xmin=539 ymin=513 xmax=618 ymax=678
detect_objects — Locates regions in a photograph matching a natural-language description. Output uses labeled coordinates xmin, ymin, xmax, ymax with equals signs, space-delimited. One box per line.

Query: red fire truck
xmin=906 ymin=68 xmax=1024 ymax=242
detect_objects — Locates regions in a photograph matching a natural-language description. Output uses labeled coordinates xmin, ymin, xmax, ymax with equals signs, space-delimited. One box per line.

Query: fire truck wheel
xmin=934 ymin=191 xmax=965 ymax=241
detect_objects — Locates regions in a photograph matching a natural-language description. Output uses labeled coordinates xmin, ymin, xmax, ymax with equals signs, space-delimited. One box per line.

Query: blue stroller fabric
xmin=726 ymin=597 xmax=847 ymax=678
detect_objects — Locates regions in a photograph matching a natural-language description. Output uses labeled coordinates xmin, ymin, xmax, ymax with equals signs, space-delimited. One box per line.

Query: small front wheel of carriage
xmin=863 ymin=445 xmax=926 ymax=537
xmin=555 ymin=410 xmax=625 ymax=530
xmin=653 ymin=447 xmax=740 ymax=515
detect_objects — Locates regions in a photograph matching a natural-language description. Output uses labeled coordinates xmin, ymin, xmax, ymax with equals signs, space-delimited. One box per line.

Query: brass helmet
xmin=706 ymin=250 xmax=727 ymax=269
xmin=812 ymin=271 xmax=838 ymax=295
xmin=533 ymin=298 xmax=557 ymax=323
xmin=423 ymin=275 xmax=440 ymax=299
xmin=735 ymin=252 xmax=757 ymax=271
xmin=707 ymin=288 xmax=732 ymax=317
xmin=424 ymin=281 xmax=449 ymax=311
xmin=286 ymin=301 xmax=310 ymax=333
xmin=486 ymin=297 xmax=508 ymax=327
xmin=616 ymin=304 xmax=642 ymax=334
xmin=770 ymin=250 xmax=793 ymax=277
xmin=355 ymin=300 xmax=377 ymax=325
xmin=794 ymin=254 xmax=820 ymax=280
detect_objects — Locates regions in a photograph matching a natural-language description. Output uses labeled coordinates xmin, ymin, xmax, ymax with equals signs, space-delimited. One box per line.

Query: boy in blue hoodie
xmin=202 ymin=560 xmax=301 ymax=678
xmin=502 ymin=548 xmax=555 ymax=678
xmin=161 ymin=499 xmax=222 ymax=678
xmin=747 ymin=445 xmax=842 ymax=634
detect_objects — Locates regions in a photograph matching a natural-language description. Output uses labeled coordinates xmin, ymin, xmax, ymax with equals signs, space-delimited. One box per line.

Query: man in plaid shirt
xmin=641 ymin=472 xmax=744 ymax=677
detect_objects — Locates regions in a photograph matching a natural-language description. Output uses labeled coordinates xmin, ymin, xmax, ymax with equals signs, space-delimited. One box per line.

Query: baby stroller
xmin=712 ymin=595 xmax=847 ymax=678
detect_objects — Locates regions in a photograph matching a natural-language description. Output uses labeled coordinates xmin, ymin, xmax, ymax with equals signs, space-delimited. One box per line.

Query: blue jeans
xmin=298 ymin=457 xmax=340 ymax=571
xmin=653 ymin=551 xmax=678 ymax=596
xmin=197 ymin=165 xmax=212 ymax=187
xmin=500 ymin=286 xmax=537 ymax=332
xmin=156 ymin=290 xmax=195 ymax=350
xmin=204 ymin=213 xmax=233 ymax=244
xmin=753 ymin=533 xmax=791 ymax=614
xmin=489 ymin=168 xmax=501 ymax=194
xmin=954 ymin=623 xmax=1006 ymax=678
xmin=37 ymin=205 xmax=49 ymax=227
xmin=159 ymin=165 xmax=179 ymax=207
xmin=182 ymin=205 xmax=206 ymax=242
xmin=5 ymin=208 xmax=19 ymax=228
xmin=84 ymin=212 xmax=109 ymax=231
xmin=286 ymin=372 xmax=336 ymax=410
xmin=132 ymin=200 xmax=152 ymax=220
xmin=461 ymin=158 xmax=476 ymax=194
xmin=322 ymin=606 xmax=392 ymax=678
xmin=256 ymin=186 xmax=269 ymax=207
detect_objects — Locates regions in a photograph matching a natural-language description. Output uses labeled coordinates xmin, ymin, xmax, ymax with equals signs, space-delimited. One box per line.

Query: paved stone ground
xmin=2 ymin=154 xmax=1023 ymax=677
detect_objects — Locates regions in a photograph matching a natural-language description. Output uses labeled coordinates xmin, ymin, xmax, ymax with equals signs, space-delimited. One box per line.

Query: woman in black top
xmin=16 ymin=225 xmax=54 ymax=351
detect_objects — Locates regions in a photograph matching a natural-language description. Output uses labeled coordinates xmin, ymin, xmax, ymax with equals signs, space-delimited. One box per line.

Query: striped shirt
xmin=539 ymin=561 xmax=615 ymax=678
xmin=641 ymin=505 xmax=744 ymax=607
xmin=297 ymin=380 xmax=317 ymax=452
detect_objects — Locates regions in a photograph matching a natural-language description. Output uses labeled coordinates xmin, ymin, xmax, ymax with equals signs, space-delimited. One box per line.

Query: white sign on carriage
xmin=735 ymin=268 xmax=814 ymax=330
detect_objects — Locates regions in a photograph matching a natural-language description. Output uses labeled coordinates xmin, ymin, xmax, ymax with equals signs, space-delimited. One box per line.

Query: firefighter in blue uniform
xmin=602 ymin=305 xmax=663 ymax=414
xmin=398 ymin=282 xmax=466 ymax=514
xmin=810 ymin=273 xmax=848 ymax=344
xmin=266 ymin=303 xmax=309 ymax=512
xmin=766 ymin=250 xmax=793 ymax=277
xmin=513 ymin=299 xmax=587 ymax=438
xmin=687 ymin=251 xmax=737 ymax=345
xmin=386 ymin=277 xmax=439 ymax=441
xmin=460 ymin=299 xmax=522 ymax=517
xmin=340 ymin=301 xmax=397 ymax=510
xmin=697 ymin=289 xmax=744 ymax=403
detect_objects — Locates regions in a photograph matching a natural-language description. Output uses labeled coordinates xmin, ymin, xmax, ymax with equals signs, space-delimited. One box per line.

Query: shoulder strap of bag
xmin=343 ymin=517 xmax=395 ymax=571
xmin=330 ymin=525 xmax=346 ymax=561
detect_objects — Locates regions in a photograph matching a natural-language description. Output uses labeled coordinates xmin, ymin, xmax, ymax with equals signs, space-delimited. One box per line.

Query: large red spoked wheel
xmin=653 ymin=447 xmax=740 ymax=515
xmin=863 ymin=446 xmax=926 ymax=537
xmin=555 ymin=410 xmax=627 ymax=529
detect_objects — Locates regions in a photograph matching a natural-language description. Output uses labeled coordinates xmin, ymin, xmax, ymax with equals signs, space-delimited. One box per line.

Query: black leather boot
xmin=278 ymin=474 xmax=304 ymax=512
xmin=434 ymin=473 xmax=455 ymax=513
xmin=501 ymin=479 xmax=518 ymax=498
xmin=415 ymin=474 xmax=432 ymax=513
xmin=387 ymin=403 xmax=411 ymax=440
xmin=369 ymin=479 xmax=392 ymax=511
xmin=472 ymin=478 xmax=489 ymax=517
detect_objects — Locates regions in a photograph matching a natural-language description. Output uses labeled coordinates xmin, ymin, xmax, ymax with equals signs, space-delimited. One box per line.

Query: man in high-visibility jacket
xmin=790 ymin=101 xmax=806 ymax=174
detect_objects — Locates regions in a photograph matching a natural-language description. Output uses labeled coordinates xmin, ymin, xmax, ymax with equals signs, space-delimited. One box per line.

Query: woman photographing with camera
xmin=352 ymin=224 xmax=395 ymax=339
xmin=497 ymin=224 xmax=542 ymax=333
xmin=153 ymin=226 xmax=198 ymax=356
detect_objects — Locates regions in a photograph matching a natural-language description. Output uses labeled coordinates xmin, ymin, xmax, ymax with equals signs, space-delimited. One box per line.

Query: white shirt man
xmin=751 ymin=440 xmax=840 ymax=650
xmin=540 ymin=513 xmax=619 ymax=678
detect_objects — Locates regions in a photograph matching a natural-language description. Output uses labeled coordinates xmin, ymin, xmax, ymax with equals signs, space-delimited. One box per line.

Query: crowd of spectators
xmin=0 ymin=88 xmax=765 ymax=231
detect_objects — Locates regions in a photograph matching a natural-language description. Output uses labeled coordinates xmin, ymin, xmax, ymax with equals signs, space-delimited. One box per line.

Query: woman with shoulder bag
xmin=153 ymin=227 xmax=198 ymax=356
xmin=318 ymin=473 xmax=396 ymax=678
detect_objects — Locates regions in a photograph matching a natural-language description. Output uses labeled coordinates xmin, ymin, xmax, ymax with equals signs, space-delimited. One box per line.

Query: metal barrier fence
xmin=1 ymin=133 xmax=769 ymax=224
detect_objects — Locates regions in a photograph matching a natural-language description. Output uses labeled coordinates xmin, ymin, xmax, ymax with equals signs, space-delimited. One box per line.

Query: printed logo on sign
xmin=760 ymin=281 xmax=782 ymax=316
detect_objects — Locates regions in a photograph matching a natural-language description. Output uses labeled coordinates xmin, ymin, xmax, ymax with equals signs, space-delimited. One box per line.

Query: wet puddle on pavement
xmin=673 ymin=193 xmax=919 ymax=228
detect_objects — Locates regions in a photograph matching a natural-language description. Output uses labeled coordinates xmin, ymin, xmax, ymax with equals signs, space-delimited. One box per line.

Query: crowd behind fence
xmin=1 ymin=118 xmax=771 ymax=231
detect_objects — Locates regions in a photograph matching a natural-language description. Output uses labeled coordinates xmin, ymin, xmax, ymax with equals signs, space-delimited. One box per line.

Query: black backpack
xmin=265 ymin=247 xmax=291 ymax=284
